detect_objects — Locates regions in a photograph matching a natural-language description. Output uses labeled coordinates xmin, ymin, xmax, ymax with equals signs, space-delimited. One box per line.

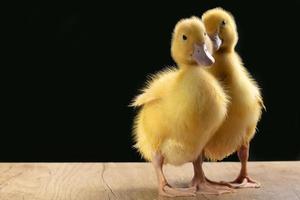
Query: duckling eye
xmin=182 ymin=35 xmax=187 ymax=40
xmin=204 ymin=32 xmax=207 ymax=36
xmin=221 ymin=20 xmax=226 ymax=27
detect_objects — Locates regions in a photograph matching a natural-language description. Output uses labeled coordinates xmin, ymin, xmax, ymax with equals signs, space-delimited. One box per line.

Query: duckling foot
xmin=191 ymin=153 xmax=234 ymax=195
xmin=205 ymin=177 xmax=236 ymax=188
xmin=152 ymin=152 xmax=196 ymax=197
xmin=222 ymin=176 xmax=261 ymax=188
xmin=159 ymin=184 xmax=196 ymax=197
xmin=190 ymin=179 xmax=234 ymax=195
xmin=224 ymin=144 xmax=260 ymax=188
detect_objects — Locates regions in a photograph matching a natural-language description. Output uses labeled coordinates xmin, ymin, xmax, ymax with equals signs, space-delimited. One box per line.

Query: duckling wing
xmin=130 ymin=67 xmax=177 ymax=107
xmin=130 ymin=91 xmax=160 ymax=107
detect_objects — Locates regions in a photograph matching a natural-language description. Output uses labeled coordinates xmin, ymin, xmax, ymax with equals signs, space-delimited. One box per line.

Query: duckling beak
xmin=192 ymin=43 xmax=215 ymax=66
xmin=209 ymin=33 xmax=222 ymax=51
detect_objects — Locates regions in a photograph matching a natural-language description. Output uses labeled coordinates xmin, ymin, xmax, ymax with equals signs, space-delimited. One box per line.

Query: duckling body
xmin=133 ymin=66 xmax=228 ymax=165
xmin=131 ymin=17 xmax=232 ymax=196
xmin=202 ymin=7 xmax=264 ymax=188
xmin=204 ymin=50 xmax=263 ymax=160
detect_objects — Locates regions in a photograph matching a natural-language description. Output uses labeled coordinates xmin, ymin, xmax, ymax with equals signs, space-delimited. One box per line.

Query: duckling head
xmin=202 ymin=8 xmax=238 ymax=52
xmin=171 ymin=16 xmax=215 ymax=67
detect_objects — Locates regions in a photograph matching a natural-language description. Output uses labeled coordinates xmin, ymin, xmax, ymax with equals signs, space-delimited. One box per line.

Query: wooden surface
xmin=0 ymin=162 xmax=299 ymax=200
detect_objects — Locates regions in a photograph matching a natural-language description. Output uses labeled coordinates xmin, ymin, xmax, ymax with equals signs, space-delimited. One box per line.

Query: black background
xmin=4 ymin=1 xmax=300 ymax=161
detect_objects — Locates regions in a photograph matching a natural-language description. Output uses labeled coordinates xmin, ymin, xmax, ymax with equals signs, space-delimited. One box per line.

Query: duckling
xmin=131 ymin=17 xmax=231 ymax=196
xmin=201 ymin=8 xmax=265 ymax=188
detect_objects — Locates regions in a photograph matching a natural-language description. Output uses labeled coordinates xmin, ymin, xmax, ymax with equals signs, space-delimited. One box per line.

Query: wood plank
xmin=0 ymin=162 xmax=299 ymax=200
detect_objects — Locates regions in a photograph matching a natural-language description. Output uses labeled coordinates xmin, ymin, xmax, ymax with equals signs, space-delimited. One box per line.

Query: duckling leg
xmin=152 ymin=152 xmax=196 ymax=197
xmin=190 ymin=153 xmax=234 ymax=195
xmin=222 ymin=144 xmax=261 ymax=188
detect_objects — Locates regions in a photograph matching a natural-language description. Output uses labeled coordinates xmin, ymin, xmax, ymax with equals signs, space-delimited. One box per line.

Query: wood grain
xmin=0 ymin=162 xmax=299 ymax=200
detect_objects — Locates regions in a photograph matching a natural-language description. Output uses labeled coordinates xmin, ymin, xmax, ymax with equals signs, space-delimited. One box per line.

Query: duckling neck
xmin=219 ymin=46 xmax=235 ymax=54
xmin=208 ymin=51 xmax=238 ymax=83
xmin=177 ymin=64 xmax=211 ymax=87
xmin=178 ymin=63 xmax=200 ymax=71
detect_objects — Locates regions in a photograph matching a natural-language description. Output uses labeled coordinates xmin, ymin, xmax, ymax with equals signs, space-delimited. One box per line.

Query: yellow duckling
xmin=131 ymin=17 xmax=230 ymax=196
xmin=202 ymin=8 xmax=265 ymax=188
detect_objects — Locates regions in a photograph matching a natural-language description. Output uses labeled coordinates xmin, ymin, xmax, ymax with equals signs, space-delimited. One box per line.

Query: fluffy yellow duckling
xmin=131 ymin=17 xmax=231 ymax=196
xmin=202 ymin=8 xmax=265 ymax=188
